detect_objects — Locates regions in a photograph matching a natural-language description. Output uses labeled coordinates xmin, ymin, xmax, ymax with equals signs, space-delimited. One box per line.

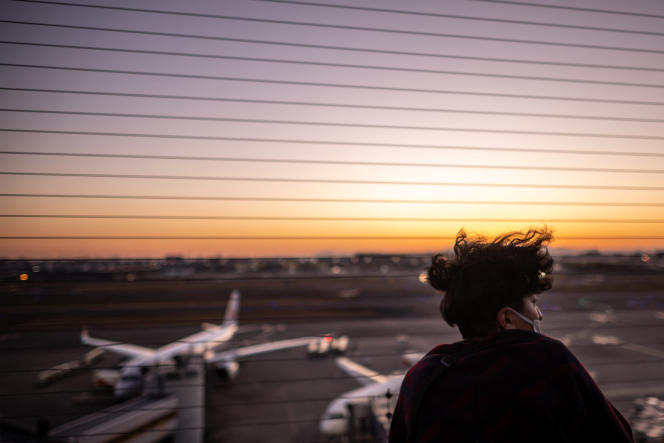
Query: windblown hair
xmin=428 ymin=228 xmax=554 ymax=339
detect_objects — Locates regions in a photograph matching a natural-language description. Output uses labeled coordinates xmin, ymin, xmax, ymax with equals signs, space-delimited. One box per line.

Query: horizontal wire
xmin=13 ymin=418 xmax=332 ymax=435
xmin=6 ymin=321 xmax=664 ymax=340
xmin=3 ymin=347 xmax=664 ymax=372
xmin=2 ymin=408 xmax=200 ymax=422
xmin=0 ymin=375 xmax=387 ymax=397
xmin=8 ymin=366 xmax=664 ymax=395
xmin=468 ymin=0 xmax=664 ymax=20
xmin=152 ymin=347 xmax=664 ymax=364
xmin=4 ymin=313 xmax=664 ymax=348
xmin=7 ymin=313 xmax=664 ymax=327
xmin=3 ymin=162 xmax=664 ymax=181
xmin=11 ymin=418 xmax=330 ymax=437
xmin=1 ymin=129 xmax=663 ymax=159
xmin=8 ymin=172 xmax=664 ymax=186
xmin=6 ymin=306 xmax=664 ymax=326
xmin=2 ymin=22 xmax=662 ymax=73
xmin=0 ymin=253 xmax=427 ymax=261
xmin=251 ymin=0 xmax=664 ymax=37
xmin=6 ymin=254 xmax=427 ymax=261
xmin=3 ymin=193 xmax=664 ymax=207
xmin=7 ymin=316 xmax=444 ymax=332
xmin=0 ymin=273 xmax=423 ymax=281
xmin=5 ymin=320 xmax=664 ymax=353
xmin=3 ymin=236 xmax=664 ymax=240
xmin=0 ymin=236 xmax=439 ymax=240
xmin=1 ymin=272 xmax=659 ymax=284
xmin=4 ymin=41 xmax=663 ymax=90
xmin=6 ymin=2 xmax=664 ymax=54
xmin=2 ymin=88 xmax=664 ymax=125
xmin=4 ymin=64 xmax=664 ymax=108
xmin=0 ymin=254 xmax=657 ymax=261
xmin=189 ymin=367 xmax=664 ymax=390
xmin=0 ymin=356 xmax=413 ymax=372
xmin=0 ymin=392 xmax=391 ymax=419
xmin=5 ymin=108 xmax=664 ymax=141
xmin=0 ymin=363 xmax=389 ymax=377
xmin=4 ymin=215 xmax=664 ymax=223
xmin=4 ymin=348 xmax=664 ymax=373
xmin=4 ymin=273 xmax=661 ymax=286
xmin=3 ymin=152 xmax=664 ymax=180
xmin=0 ymin=406 xmax=304 ymax=423
xmin=6 ymin=370 xmax=664 ymax=398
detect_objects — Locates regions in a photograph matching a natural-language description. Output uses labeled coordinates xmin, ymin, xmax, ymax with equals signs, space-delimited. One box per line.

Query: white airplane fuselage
xmin=319 ymin=374 xmax=404 ymax=436
xmin=111 ymin=324 xmax=239 ymax=397
xmin=83 ymin=291 xmax=241 ymax=397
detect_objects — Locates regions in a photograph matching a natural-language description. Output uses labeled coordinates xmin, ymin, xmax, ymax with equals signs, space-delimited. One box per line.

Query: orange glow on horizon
xmin=2 ymin=224 xmax=663 ymax=260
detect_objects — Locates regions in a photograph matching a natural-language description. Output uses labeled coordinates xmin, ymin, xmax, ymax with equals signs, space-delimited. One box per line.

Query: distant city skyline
xmin=1 ymin=0 xmax=663 ymax=258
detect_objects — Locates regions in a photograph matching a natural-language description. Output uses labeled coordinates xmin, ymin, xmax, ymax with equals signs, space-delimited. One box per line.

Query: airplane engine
xmin=215 ymin=360 xmax=239 ymax=380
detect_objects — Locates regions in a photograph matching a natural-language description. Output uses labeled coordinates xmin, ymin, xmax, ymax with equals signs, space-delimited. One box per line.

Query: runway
xmin=2 ymin=273 xmax=664 ymax=441
xmin=204 ymin=311 xmax=664 ymax=442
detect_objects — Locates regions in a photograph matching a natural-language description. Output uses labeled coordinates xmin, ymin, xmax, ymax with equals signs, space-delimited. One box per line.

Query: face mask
xmin=507 ymin=307 xmax=542 ymax=334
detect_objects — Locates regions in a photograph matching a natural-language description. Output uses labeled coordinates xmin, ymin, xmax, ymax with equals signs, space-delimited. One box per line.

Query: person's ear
xmin=497 ymin=307 xmax=516 ymax=330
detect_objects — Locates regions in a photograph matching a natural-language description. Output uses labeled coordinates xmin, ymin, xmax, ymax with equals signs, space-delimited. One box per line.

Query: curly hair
xmin=427 ymin=228 xmax=553 ymax=339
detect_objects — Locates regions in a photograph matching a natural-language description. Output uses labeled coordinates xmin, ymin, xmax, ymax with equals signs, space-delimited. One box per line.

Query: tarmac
xmin=2 ymin=273 xmax=664 ymax=442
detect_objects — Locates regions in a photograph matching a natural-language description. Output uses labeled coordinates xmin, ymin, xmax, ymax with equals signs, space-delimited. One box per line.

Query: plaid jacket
xmin=389 ymin=330 xmax=633 ymax=442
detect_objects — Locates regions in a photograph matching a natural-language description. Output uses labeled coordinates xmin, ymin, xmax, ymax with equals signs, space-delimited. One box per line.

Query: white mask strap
xmin=506 ymin=308 xmax=541 ymax=334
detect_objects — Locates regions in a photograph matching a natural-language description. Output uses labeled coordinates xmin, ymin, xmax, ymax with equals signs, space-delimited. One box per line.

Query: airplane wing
xmin=207 ymin=337 xmax=318 ymax=363
xmin=81 ymin=328 xmax=155 ymax=360
xmin=335 ymin=356 xmax=388 ymax=386
xmin=155 ymin=324 xmax=236 ymax=359
xmin=401 ymin=352 xmax=424 ymax=368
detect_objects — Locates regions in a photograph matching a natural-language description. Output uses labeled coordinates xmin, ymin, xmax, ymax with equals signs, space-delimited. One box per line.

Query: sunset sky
xmin=1 ymin=0 xmax=663 ymax=258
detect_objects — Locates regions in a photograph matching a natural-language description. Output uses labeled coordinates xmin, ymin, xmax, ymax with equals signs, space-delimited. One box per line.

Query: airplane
xmin=81 ymin=290 xmax=317 ymax=397
xmin=319 ymin=352 xmax=422 ymax=437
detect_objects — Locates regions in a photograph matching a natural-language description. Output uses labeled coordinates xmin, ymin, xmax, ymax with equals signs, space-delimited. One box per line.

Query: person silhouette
xmin=389 ymin=228 xmax=633 ymax=443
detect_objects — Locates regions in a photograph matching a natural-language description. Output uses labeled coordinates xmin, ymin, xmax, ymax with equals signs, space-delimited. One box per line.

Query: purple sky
xmin=1 ymin=0 xmax=664 ymax=257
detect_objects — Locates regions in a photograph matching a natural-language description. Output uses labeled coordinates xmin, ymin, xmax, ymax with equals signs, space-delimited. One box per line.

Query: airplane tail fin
xmin=81 ymin=327 xmax=89 ymax=344
xmin=222 ymin=290 xmax=240 ymax=326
